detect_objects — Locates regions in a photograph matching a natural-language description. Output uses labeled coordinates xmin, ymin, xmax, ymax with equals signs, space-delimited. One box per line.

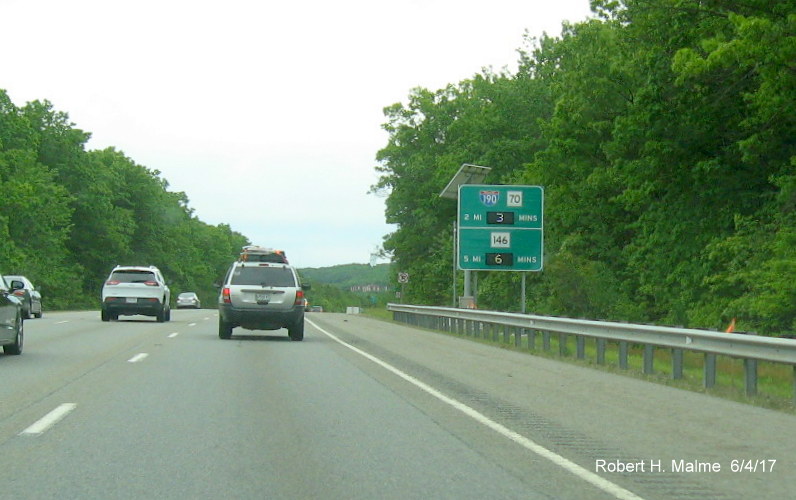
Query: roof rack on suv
xmin=239 ymin=245 xmax=288 ymax=264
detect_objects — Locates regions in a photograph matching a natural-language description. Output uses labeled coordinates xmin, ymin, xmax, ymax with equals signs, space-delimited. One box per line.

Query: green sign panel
xmin=458 ymin=185 xmax=543 ymax=271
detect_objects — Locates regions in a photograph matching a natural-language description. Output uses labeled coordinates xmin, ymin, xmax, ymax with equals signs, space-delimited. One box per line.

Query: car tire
xmin=165 ymin=305 xmax=171 ymax=322
xmin=4 ymin=316 xmax=23 ymax=355
xmin=101 ymin=309 xmax=110 ymax=322
xmin=34 ymin=308 xmax=42 ymax=319
xmin=219 ymin=318 xmax=233 ymax=339
xmin=288 ymin=318 xmax=304 ymax=341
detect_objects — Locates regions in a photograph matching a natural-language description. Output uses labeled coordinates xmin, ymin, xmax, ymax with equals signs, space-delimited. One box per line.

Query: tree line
xmin=301 ymin=263 xmax=391 ymax=312
xmin=0 ymin=90 xmax=249 ymax=309
xmin=373 ymin=0 xmax=795 ymax=336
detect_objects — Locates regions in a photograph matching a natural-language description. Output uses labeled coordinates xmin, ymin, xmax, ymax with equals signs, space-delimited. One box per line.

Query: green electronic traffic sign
xmin=457 ymin=185 xmax=543 ymax=271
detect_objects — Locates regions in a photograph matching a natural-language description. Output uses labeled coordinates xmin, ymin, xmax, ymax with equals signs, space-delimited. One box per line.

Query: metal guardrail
xmin=387 ymin=303 xmax=796 ymax=404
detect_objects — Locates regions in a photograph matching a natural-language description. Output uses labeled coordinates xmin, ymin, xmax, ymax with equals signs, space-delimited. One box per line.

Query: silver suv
xmin=218 ymin=252 xmax=309 ymax=341
xmin=101 ymin=266 xmax=171 ymax=322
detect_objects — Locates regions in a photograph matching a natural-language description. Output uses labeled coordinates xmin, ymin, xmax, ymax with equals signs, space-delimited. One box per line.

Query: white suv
xmin=218 ymin=247 xmax=308 ymax=340
xmin=101 ymin=266 xmax=171 ymax=322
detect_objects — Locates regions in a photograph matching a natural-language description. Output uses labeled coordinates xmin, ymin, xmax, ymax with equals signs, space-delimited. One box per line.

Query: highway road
xmin=0 ymin=310 xmax=793 ymax=499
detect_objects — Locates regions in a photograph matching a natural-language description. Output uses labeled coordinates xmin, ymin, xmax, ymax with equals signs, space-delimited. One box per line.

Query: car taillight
xmin=12 ymin=290 xmax=25 ymax=297
xmin=144 ymin=281 xmax=158 ymax=286
xmin=294 ymin=290 xmax=304 ymax=306
xmin=105 ymin=280 xmax=120 ymax=285
xmin=222 ymin=287 xmax=231 ymax=303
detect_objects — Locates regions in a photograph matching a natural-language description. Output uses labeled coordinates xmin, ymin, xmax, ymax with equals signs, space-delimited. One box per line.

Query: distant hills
xmin=299 ymin=263 xmax=390 ymax=290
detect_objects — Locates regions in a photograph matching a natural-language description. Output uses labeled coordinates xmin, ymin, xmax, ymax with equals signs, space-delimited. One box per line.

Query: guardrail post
xmin=704 ymin=353 xmax=717 ymax=388
xmin=672 ymin=349 xmax=684 ymax=379
xmin=596 ymin=338 xmax=606 ymax=365
xmin=384 ymin=304 xmax=796 ymax=405
xmin=643 ymin=345 xmax=655 ymax=375
xmin=576 ymin=336 xmax=585 ymax=360
xmin=744 ymin=358 xmax=758 ymax=397
xmin=619 ymin=341 xmax=629 ymax=370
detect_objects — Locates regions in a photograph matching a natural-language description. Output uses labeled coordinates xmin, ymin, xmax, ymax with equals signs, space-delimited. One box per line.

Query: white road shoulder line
xmin=127 ymin=353 xmax=149 ymax=363
xmin=306 ymin=318 xmax=645 ymax=500
xmin=21 ymin=403 xmax=77 ymax=435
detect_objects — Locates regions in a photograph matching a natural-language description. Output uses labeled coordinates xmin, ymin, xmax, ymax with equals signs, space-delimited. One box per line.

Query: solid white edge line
xmin=306 ymin=318 xmax=645 ymax=500
xmin=21 ymin=403 xmax=77 ymax=435
xmin=127 ymin=353 xmax=149 ymax=363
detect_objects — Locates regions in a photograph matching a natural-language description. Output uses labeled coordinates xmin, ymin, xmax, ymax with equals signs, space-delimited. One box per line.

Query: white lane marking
xmin=21 ymin=403 xmax=77 ymax=435
xmin=188 ymin=322 xmax=197 ymax=327
xmin=55 ymin=320 xmax=70 ymax=324
xmin=168 ymin=332 xmax=180 ymax=338
xmin=127 ymin=353 xmax=149 ymax=363
xmin=306 ymin=318 xmax=645 ymax=500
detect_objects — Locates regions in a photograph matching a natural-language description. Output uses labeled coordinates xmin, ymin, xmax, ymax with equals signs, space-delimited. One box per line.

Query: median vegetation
xmin=0 ymin=92 xmax=248 ymax=308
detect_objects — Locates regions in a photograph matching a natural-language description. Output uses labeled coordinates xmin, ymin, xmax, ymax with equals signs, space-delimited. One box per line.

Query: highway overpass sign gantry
xmin=457 ymin=184 xmax=543 ymax=271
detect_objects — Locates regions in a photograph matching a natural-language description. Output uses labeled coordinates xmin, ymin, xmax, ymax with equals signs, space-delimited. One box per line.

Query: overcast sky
xmin=3 ymin=0 xmax=593 ymax=268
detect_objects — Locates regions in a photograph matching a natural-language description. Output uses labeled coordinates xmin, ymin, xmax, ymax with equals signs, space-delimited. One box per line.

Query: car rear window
xmin=111 ymin=271 xmax=157 ymax=283
xmin=230 ymin=266 xmax=296 ymax=287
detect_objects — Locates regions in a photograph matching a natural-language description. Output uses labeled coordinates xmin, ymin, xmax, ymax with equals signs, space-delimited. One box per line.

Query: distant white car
xmin=176 ymin=292 xmax=201 ymax=309
xmin=101 ymin=265 xmax=171 ymax=322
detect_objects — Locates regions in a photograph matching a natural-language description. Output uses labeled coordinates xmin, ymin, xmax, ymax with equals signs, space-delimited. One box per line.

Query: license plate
xmin=255 ymin=293 xmax=269 ymax=302
xmin=126 ymin=297 xmax=137 ymax=303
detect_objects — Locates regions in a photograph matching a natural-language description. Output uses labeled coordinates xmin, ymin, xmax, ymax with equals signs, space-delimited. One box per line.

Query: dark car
xmin=0 ymin=278 xmax=23 ymax=355
xmin=3 ymin=275 xmax=42 ymax=319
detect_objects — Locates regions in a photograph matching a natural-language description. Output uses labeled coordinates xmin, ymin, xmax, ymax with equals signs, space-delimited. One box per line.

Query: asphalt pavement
xmin=0 ymin=310 xmax=793 ymax=499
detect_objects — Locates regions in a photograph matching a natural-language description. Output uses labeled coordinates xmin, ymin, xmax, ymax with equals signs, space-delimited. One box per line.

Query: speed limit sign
xmin=398 ymin=272 xmax=409 ymax=283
